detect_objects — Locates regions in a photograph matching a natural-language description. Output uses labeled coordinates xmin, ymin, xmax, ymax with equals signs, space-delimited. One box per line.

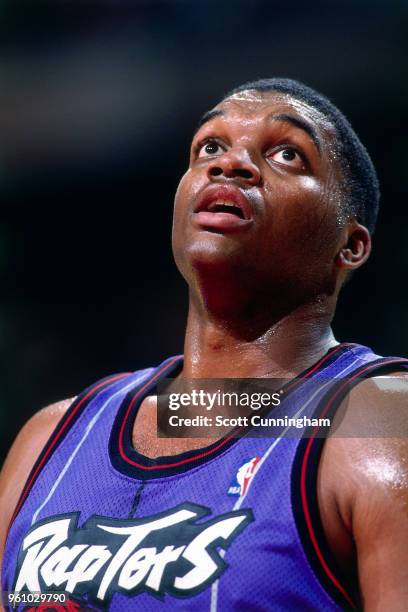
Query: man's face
xmin=172 ymin=90 xmax=346 ymax=301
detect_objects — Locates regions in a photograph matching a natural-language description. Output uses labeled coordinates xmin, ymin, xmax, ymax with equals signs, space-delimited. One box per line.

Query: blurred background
xmin=1 ymin=0 xmax=407 ymax=464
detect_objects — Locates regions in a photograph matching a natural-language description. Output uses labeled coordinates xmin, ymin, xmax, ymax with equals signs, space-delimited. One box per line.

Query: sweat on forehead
xmin=197 ymin=78 xmax=380 ymax=235
xmin=198 ymin=91 xmax=327 ymax=131
xmin=223 ymin=89 xmax=329 ymax=121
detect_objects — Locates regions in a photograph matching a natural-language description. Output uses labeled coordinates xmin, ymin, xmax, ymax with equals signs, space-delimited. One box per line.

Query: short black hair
xmin=225 ymin=78 xmax=380 ymax=234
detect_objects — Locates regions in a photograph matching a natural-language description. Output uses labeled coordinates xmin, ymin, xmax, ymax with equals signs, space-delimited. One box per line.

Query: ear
xmin=334 ymin=222 xmax=371 ymax=270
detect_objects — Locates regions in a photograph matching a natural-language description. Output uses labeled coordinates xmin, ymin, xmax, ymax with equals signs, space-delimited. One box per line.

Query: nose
xmin=206 ymin=147 xmax=261 ymax=186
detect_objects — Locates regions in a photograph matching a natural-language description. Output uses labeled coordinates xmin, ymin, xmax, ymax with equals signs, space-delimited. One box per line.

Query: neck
xmin=182 ymin=290 xmax=338 ymax=378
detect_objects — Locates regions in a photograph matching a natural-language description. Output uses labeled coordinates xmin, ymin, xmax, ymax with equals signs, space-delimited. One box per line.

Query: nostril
xmin=209 ymin=167 xmax=223 ymax=177
xmin=235 ymin=168 xmax=253 ymax=179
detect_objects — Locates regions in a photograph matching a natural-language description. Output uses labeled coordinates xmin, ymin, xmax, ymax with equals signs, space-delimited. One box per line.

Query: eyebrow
xmin=267 ymin=113 xmax=322 ymax=154
xmin=195 ymin=109 xmax=225 ymax=133
xmin=194 ymin=108 xmax=322 ymax=155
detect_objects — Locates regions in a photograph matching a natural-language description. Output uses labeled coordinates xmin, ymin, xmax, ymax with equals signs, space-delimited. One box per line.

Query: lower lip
xmin=193 ymin=211 xmax=252 ymax=232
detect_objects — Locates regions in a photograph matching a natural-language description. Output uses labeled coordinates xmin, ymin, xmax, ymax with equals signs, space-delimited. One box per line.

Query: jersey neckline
xmin=109 ymin=343 xmax=358 ymax=480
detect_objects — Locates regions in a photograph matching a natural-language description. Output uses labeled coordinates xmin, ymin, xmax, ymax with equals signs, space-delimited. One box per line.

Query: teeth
xmin=208 ymin=200 xmax=240 ymax=210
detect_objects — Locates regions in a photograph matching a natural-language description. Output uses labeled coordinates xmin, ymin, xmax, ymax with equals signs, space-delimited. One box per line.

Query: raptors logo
xmin=13 ymin=503 xmax=253 ymax=606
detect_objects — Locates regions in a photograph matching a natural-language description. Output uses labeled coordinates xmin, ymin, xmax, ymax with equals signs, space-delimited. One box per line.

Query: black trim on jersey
xmin=8 ymin=372 xmax=129 ymax=531
xmin=109 ymin=344 xmax=358 ymax=481
xmin=109 ymin=355 xmax=236 ymax=480
xmin=128 ymin=482 xmax=146 ymax=518
xmin=291 ymin=357 xmax=408 ymax=611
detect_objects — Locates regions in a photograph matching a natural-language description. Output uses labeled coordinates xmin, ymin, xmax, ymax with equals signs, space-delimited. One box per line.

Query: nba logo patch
xmin=228 ymin=457 xmax=260 ymax=496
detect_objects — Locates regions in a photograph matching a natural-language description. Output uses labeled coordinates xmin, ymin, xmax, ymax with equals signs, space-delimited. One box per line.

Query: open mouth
xmin=206 ymin=200 xmax=245 ymax=219
xmin=192 ymin=185 xmax=254 ymax=232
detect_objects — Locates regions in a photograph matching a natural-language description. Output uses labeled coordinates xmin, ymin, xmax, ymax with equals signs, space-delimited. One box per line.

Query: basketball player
xmin=1 ymin=79 xmax=408 ymax=611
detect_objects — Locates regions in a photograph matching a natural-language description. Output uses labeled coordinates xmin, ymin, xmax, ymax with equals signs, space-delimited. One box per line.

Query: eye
xmin=268 ymin=147 xmax=306 ymax=170
xmin=197 ymin=139 xmax=225 ymax=158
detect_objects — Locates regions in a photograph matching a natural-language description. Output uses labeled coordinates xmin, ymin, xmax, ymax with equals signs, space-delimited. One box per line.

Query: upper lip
xmin=193 ymin=184 xmax=253 ymax=220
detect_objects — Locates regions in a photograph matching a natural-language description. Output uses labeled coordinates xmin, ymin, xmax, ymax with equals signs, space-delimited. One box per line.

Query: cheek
xmin=174 ymin=168 xmax=204 ymax=209
xmin=264 ymin=176 xmax=324 ymax=231
xmin=172 ymin=169 xmax=197 ymax=265
xmin=262 ymin=176 xmax=339 ymax=259
xmin=173 ymin=167 xmax=210 ymax=244
xmin=172 ymin=170 xmax=192 ymax=249
xmin=264 ymin=174 xmax=321 ymax=204
xmin=300 ymin=176 xmax=334 ymax=231
xmin=173 ymin=170 xmax=190 ymax=215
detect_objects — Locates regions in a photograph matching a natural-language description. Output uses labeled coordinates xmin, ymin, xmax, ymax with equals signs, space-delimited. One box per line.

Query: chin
xmin=189 ymin=233 xmax=246 ymax=267
xmin=173 ymin=234 xmax=247 ymax=282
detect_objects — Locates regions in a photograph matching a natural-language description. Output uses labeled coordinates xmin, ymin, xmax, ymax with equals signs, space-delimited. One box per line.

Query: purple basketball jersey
xmin=3 ymin=343 xmax=407 ymax=611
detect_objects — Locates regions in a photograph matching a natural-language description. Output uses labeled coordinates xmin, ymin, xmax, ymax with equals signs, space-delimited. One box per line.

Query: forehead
xmin=200 ymin=89 xmax=335 ymax=140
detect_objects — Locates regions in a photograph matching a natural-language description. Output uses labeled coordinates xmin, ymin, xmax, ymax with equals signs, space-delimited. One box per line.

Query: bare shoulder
xmin=0 ymin=398 xmax=75 ymax=563
xmin=318 ymin=370 xmax=408 ymax=609
xmin=319 ymin=370 xmax=408 ymax=520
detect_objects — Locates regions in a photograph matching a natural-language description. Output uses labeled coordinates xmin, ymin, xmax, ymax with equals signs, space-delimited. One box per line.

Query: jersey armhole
xmin=291 ymin=357 xmax=408 ymax=611
xmin=7 ymin=372 xmax=129 ymax=531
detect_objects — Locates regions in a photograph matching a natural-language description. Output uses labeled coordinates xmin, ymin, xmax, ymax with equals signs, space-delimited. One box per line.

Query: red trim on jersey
xmin=300 ymin=357 xmax=408 ymax=609
xmin=298 ymin=343 xmax=356 ymax=379
xmin=9 ymin=373 xmax=129 ymax=528
xmin=119 ymin=343 xmax=352 ymax=471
